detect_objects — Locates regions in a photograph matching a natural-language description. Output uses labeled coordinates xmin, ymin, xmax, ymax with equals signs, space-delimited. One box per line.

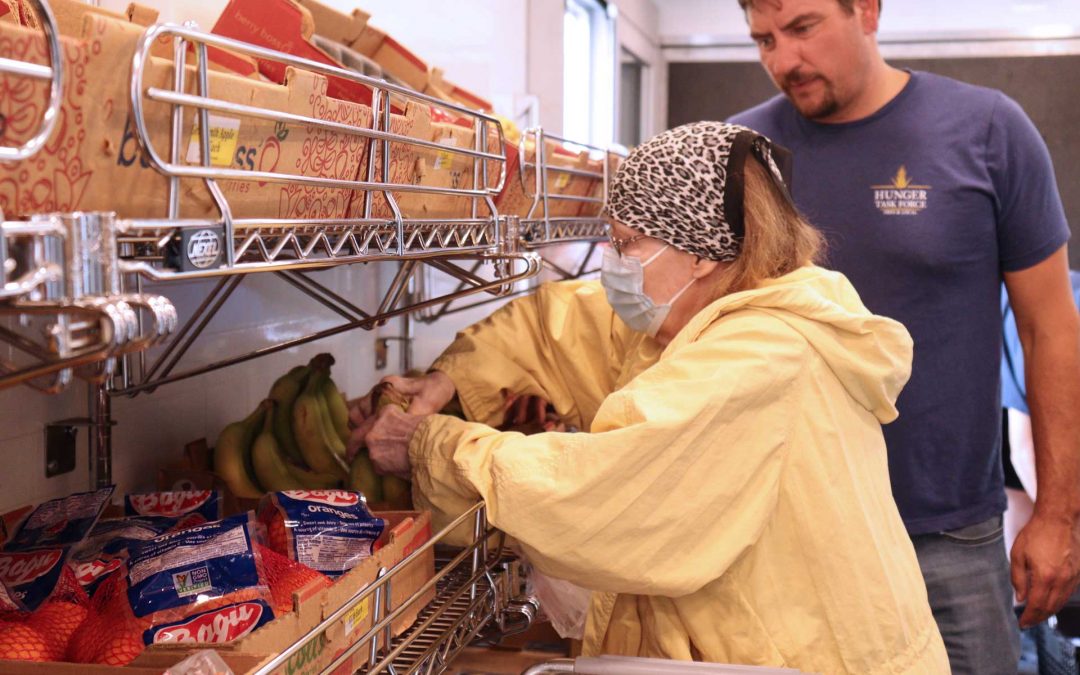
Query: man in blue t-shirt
xmin=729 ymin=1 xmax=1080 ymax=673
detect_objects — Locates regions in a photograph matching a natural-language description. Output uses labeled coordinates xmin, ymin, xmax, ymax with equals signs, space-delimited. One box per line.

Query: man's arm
xmin=1004 ymin=246 xmax=1080 ymax=627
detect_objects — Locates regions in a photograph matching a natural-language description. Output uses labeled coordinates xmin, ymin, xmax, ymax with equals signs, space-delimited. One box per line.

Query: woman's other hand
xmin=362 ymin=405 xmax=422 ymax=480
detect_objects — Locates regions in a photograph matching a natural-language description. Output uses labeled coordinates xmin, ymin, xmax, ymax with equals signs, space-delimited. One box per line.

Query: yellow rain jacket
xmin=410 ymin=266 xmax=949 ymax=674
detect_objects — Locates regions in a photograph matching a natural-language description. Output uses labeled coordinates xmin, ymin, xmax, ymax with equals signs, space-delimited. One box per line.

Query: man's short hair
xmin=736 ymin=0 xmax=882 ymax=15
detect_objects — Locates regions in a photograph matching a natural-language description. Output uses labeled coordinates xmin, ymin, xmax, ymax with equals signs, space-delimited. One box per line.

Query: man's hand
xmin=1011 ymin=512 xmax=1080 ymax=627
xmin=356 ymin=405 xmax=422 ymax=481
xmin=347 ymin=371 xmax=456 ymax=459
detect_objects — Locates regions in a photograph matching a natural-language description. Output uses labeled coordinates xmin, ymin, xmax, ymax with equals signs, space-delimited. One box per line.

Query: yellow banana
xmin=268 ymin=364 xmax=310 ymax=464
xmin=348 ymin=450 xmax=383 ymax=502
xmin=293 ymin=367 xmax=348 ymax=478
xmin=214 ymin=400 xmax=268 ymax=499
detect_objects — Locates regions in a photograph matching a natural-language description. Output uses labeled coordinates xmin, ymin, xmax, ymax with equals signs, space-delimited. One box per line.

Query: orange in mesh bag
xmin=122 ymin=513 xmax=277 ymax=647
xmin=255 ymin=542 xmax=332 ymax=615
xmin=258 ymin=491 xmax=385 ymax=579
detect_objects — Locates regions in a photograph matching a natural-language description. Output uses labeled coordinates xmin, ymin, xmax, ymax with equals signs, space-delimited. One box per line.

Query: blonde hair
xmin=704 ymin=158 xmax=824 ymax=299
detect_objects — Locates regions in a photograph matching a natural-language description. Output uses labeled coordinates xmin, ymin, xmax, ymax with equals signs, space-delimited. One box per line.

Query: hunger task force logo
xmin=872 ymin=166 xmax=931 ymax=216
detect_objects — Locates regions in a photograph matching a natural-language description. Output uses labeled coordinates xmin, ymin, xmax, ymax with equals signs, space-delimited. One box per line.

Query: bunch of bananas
xmin=213 ymin=353 xmax=395 ymax=505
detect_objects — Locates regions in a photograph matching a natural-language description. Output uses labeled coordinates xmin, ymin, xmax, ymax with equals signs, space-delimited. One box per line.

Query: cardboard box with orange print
xmin=351 ymin=100 xmax=501 ymax=223
xmin=497 ymin=138 xmax=605 ymax=220
xmin=0 ymin=0 xmax=373 ymax=227
xmin=426 ymin=67 xmax=493 ymax=113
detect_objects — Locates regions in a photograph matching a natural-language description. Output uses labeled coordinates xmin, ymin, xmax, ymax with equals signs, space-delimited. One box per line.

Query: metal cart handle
xmin=521 ymin=656 xmax=807 ymax=675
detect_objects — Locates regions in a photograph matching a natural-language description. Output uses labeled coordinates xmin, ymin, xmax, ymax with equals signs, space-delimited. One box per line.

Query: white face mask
xmin=600 ymin=244 xmax=696 ymax=337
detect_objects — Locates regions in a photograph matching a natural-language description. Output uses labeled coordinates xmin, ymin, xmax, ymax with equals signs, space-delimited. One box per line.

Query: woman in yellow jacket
xmin=352 ymin=122 xmax=950 ymax=673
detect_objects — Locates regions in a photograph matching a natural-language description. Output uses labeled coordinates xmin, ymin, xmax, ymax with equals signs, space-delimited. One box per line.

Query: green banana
xmin=288 ymin=464 xmax=343 ymax=489
xmin=268 ymin=364 xmax=310 ymax=464
xmin=382 ymin=475 xmax=412 ymax=510
xmin=348 ymin=450 xmax=383 ymax=502
xmin=321 ymin=376 xmax=352 ymax=446
xmin=214 ymin=400 xmax=268 ymax=499
xmin=293 ymin=367 xmax=349 ymax=478
xmin=252 ymin=400 xmax=305 ymax=492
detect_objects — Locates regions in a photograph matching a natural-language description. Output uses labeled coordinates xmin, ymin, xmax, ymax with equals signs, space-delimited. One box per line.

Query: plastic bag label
xmin=125 ymin=491 xmax=221 ymax=520
xmin=271 ymin=491 xmax=385 ymax=577
xmin=147 ymin=599 xmax=273 ymax=645
xmin=0 ymin=547 xmax=69 ymax=610
xmin=126 ymin=514 xmax=260 ymax=618
xmin=0 ymin=579 xmax=24 ymax=612
xmin=4 ymin=487 xmax=114 ymax=551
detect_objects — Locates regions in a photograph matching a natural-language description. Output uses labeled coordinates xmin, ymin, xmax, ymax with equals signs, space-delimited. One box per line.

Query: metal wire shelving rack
xmin=414 ymin=129 xmax=623 ymax=323
xmin=251 ymin=502 xmax=538 ymax=675
xmin=0 ymin=5 xmax=628 ymax=673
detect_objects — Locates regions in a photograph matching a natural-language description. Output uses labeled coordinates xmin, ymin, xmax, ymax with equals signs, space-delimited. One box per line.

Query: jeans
xmin=911 ymin=515 xmax=1021 ymax=675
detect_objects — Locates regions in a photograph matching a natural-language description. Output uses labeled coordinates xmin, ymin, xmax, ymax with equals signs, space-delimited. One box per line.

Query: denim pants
xmin=911 ymin=515 xmax=1021 ymax=675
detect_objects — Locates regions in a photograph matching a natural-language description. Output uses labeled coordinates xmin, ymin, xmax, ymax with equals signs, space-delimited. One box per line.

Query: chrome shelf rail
xmin=121 ymin=22 xmax=512 ymax=278
xmin=0 ymin=0 xmax=62 ymax=164
xmin=101 ymin=21 xmax=547 ymax=398
xmin=249 ymin=502 xmax=534 ymax=675
xmin=0 ymin=4 xmax=177 ymax=393
xmin=415 ymin=131 xmax=624 ymax=322
xmin=0 ymin=212 xmax=177 ymax=393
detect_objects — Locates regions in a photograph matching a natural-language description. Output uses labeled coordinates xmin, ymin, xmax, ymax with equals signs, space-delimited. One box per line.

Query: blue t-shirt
xmin=1001 ymin=271 xmax=1080 ymax=415
xmin=731 ymin=71 xmax=1070 ymax=534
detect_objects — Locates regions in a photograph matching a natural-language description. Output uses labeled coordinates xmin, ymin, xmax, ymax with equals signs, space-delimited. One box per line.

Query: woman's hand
xmin=362 ymin=405 xmax=423 ymax=481
xmin=347 ymin=370 xmax=456 ymax=459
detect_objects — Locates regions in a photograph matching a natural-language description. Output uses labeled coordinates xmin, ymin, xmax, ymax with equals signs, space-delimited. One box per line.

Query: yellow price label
xmin=344 ymin=597 xmax=371 ymax=636
xmin=434 ymin=149 xmax=455 ymax=171
xmin=554 ymin=172 xmax=571 ymax=190
xmin=186 ymin=114 xmax=241 ymax=167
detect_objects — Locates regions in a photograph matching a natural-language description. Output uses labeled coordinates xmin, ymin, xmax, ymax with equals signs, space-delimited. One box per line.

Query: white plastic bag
xmin=164 ymin=649 xmax=234 ymax=675
xmin=526 ymin=564 xmax=592 ymax=640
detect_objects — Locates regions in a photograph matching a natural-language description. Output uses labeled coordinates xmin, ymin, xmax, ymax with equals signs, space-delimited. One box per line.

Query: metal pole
xmin=89 ymin=382 xmax=112 ymax=488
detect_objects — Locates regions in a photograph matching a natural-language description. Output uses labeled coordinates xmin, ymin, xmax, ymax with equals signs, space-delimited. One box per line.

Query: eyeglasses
xmin=609 ymin=233 xmax=648 ymax=257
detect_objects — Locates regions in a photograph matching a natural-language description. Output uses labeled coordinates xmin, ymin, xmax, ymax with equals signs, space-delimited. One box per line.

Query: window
xmin=619 ymin=48 xmax=646 ymax=147
xmin=563 ymin=0 xmax=615 ymax=146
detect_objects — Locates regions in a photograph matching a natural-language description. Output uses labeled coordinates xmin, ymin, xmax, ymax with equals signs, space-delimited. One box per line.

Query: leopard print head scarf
xmin=606 ymin=121 xmax=793 ymax=262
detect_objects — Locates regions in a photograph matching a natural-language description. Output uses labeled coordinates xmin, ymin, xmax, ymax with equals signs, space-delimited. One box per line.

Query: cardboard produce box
xmin=295 ymin=0 xmax=370 ymax=48
xmin=0 ymin=2 xmax=373 ymax=226
xmin=348 ymin=22 xmax=430 ymax=93
xmin=426 ymin=67 xmax=493 ymax=114
xmin=211 ymin=0 xmax=381 ymax=108
xmin=144 ymin=511 xmax=435 ymax=675
xmin=497 ymin=139 xmax=603 ymax=220
xmin=0 ymin=511 xmax=434 ymax=674
xmin=0 ymin=652 xmax=274 ymax=674
xmin=359 ymin=100 xmax=501 ymax=222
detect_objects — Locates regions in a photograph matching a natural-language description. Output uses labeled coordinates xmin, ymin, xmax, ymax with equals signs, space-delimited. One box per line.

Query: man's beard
xmin=782 ymin=72 xmax=840 ymax=120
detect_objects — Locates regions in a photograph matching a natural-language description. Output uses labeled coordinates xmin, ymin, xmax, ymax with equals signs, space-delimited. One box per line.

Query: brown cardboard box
xmin=0 ymin=651 xmax=274 ymax=673
xmin=0 ymin=512 xmax=434 ymax=674
xmin=145 ymin=511 xmax=435 ymax=675
xmin=497 ymin=139 xmax=599 ymax=219
xmin=295 ymin=0 xmax=370 ymax=47
xmin=0 ymin=5 xmax=373 ymax=224
xmin=427 ymin=67 xmax=493 ymax=113
xmin=359 ymin=101 xmax=501 ymax=222
xmin=344 ymin=20 xmax=430 ymax=93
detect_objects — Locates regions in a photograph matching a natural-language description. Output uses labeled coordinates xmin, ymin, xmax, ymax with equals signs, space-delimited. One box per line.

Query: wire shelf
xmin=249 ymin=502 xmax=533 ymax=675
